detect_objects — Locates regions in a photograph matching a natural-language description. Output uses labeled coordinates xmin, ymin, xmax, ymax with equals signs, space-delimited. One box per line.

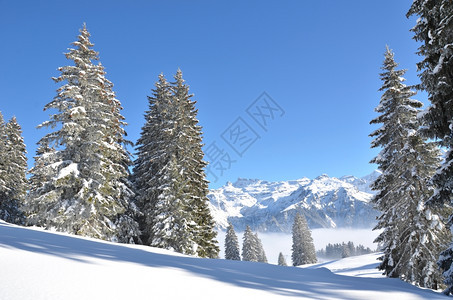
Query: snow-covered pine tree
xmin=278 ymin=252 xmax=287 ymax=266
xmin=370 ymin=46 xmax=450 ymax=289
xmin=408 ymin=1 xmax=453 ymax=294
xmin=133 ymin=74 xmax=172 ymax=246
xmin=171 ymin=70 xmax=219 ymax=258
xmin=0 ymin=117 xmax=27 ymax=224
xmin=134 ymin=73 xmax=196 ymax=254
xmin=0 ymin=113 xmax=26 ymax=224
xmin=133 ymin=70 xmax=219 ymax=257
xmin=407 ymin=1 xmax=453 ymax=146
xmin=0 ymin=112 xmax=8 ymax=219
xmin=254 ymin=232 xmax=268 ymax=263
xmin=242 ymin=225 xmax=258 ymax=262
xmin=150 ymin=153 xmax=195 ymax=254
xmin=291 ymin=212 xmax=317 ymax=266
xmin=225 ymin=222 xmax=241 ymax=260
xmin=25 ymin=25 xmax=138 ymax=242
xmin=341 ymin=244 xmax=351 ymax=259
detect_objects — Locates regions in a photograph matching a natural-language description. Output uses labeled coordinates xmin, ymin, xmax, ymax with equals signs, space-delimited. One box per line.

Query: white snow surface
xmin=56 ymin=162 xmax=79 ymax=180
xmin=209 ymin=171 xmax=381 ymax=231
xmin=0 ymin=221 xmax=446 ymax=300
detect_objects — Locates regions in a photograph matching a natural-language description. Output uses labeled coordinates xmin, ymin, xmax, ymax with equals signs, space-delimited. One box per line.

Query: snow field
xmin=0 ymin=221 xmax=447 ymax=300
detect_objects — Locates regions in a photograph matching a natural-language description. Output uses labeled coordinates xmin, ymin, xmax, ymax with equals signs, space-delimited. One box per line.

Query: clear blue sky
xmin=0 ymin=0 xmax=423 ymax=188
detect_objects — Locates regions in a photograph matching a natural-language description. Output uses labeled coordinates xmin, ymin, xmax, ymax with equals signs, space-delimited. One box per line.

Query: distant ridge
xmin=208 ymin=171 xmax=381 ymax=232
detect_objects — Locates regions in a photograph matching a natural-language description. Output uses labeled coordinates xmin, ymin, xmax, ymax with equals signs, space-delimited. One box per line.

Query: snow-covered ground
xmin=0 ymin=221 xmax=446 ymax=299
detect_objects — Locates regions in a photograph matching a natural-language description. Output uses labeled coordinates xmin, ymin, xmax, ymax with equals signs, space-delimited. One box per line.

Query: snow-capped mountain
xmin=208 ymin=171 xmax=381 ymax=232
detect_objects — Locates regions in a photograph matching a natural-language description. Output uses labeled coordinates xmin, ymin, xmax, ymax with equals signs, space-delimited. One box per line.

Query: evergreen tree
xmin=370 ymin=46 xmax=450 ymax=289
xmin=0 ymin=112 xmax=9 ymax=219
xmin=133 ymin=71 xmax=219 ymax=257
xmin=341 ymin=244 xmax=351 ymax=259
xmin=172 ymin=70 xmax=219 ymax=258
xmin=242 ymin=225 xmax=258 ymax=262
xmin=408 ymin=1 xmax=453 ymax=294
xmin=25 ymin=25 xmax=139 ymax=242
xmin=0 ymin=113 xmax=27 ymax=224
xmin=291 ymin=212 xmax=317 ymax=266
xmin=0 ymin=117 xmax=27 ymax=224
xmin=278 ymin=252 xmax=287 ymax=266
xmin=225 ymin=222 xmax=241 ymax=260
xmin=254 ymin=232 xmax=268 ymax=263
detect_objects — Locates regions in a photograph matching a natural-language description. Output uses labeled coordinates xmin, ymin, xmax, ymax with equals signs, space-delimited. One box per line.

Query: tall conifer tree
xmin=133 ymin=71 xmax=218 ymax=257
xmin=25 ymin=25 xmax=138 ymax=242
xmin=370 ymin=47 xmax=449 ymax=288
xmin=291 ymin=212 xmax=317 ymax=266
xmin=225 ymin=222 xmax=241 ymax=260
xmin=0 ymin=114 xmax=27 ymax=224
xmin=408 ymin=1 xmax=453 ymax=294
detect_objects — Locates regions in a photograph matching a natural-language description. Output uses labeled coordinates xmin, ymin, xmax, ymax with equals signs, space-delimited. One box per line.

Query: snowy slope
xmin=208 ymin=172 xmax=380 ymax=232
xmin=0 ymin=221 xmax=446 ymax=300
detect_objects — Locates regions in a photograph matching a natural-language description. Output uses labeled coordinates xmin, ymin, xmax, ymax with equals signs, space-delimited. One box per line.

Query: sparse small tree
xmin=278 ymin=252 xmax=287 ymax=266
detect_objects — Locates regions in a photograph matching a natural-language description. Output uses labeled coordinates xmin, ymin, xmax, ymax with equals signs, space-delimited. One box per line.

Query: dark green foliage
xmin=133 ymin=70 xmax=219 ymax=258
xmin=278 ymin=252 xmax=287 ymax=266
xmin=316 ymin=242 xmax=374 ymax=259
xmin=291 ymin=212 xmax=317 ymax=266
xmin=408 ymin=1 xmax=453 ymax=293
xmin=25 ymin=25 xmax=138 ymax=242
xmin=0 ymin=114 xmax=27 ymax=224
xmin=225 ymin=222 xmax=241 ymax=260
xmin=370 ymin=46 xmax=450 ymax=289
xmin=242 ymin=225 xmax=267 ymax=263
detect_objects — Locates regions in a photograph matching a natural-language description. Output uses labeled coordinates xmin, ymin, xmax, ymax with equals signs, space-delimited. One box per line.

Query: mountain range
xmin=208 ymin=171 xmax=381 ymax=232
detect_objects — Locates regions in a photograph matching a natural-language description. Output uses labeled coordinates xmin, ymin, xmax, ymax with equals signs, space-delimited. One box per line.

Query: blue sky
xmin=0 ymin=0 xmax=422 ymax=188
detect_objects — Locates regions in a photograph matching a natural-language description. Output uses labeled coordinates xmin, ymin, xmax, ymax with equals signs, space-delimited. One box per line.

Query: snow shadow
xmin=0 ymin=223 xmax=446 ymax=299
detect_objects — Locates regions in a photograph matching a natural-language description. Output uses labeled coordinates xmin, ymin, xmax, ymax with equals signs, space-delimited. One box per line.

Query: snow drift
xmin=0 ymin=220 xmax=446 ymax=300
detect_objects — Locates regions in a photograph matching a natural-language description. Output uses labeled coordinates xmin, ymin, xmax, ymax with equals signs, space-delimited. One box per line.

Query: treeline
xmin=225 ymin=212 xmax=317 ymax=267
xmin=0 ymin=25 xmax=218 ymax=258
xmin=316 ymin=242 xmax=374 ymax=260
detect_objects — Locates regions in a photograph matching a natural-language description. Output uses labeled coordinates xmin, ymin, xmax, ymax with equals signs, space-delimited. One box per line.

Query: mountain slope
xmin=208 ymin=172 xmax=380 ymax=232
xmin=0 ymin=221 xmax=445 ymax=300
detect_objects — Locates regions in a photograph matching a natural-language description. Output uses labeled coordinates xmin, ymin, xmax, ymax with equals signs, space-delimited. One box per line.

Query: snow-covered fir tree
xmin=0 ymin=112 xmax=9 ymax=220
xmin=242 ymin=225 xmax=258 ymax=262
xmin=278 ymin=252 xmax=287 ymax=266
xmin=173 ymin=70 xmax=219 ymax=258
xmin=370 ymin=46 xmax=450 ymax=289
xmin=133 ymin=71 xmax=219 ymax=258
xmin=408 ymin=1 xmax=453 ymax=294
xmin=0 ymin=114 xmax=27 ymax=224
xmin=25 ymin=25 xmax=139 ymax=242
xmin=225 ymin=222 xmax=241 ymax=260
xmin=291 ymin=212 xmax=317 ymax=266
xmin=1 ymin=117 xmax=27 ymax=224
xmin=254 ymin=232 xmax=268 ymax=263
xmin=133 ymin=74 xmax=172 ymax=246
xmin=242 ymin=226 xmax=267 ymax=263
